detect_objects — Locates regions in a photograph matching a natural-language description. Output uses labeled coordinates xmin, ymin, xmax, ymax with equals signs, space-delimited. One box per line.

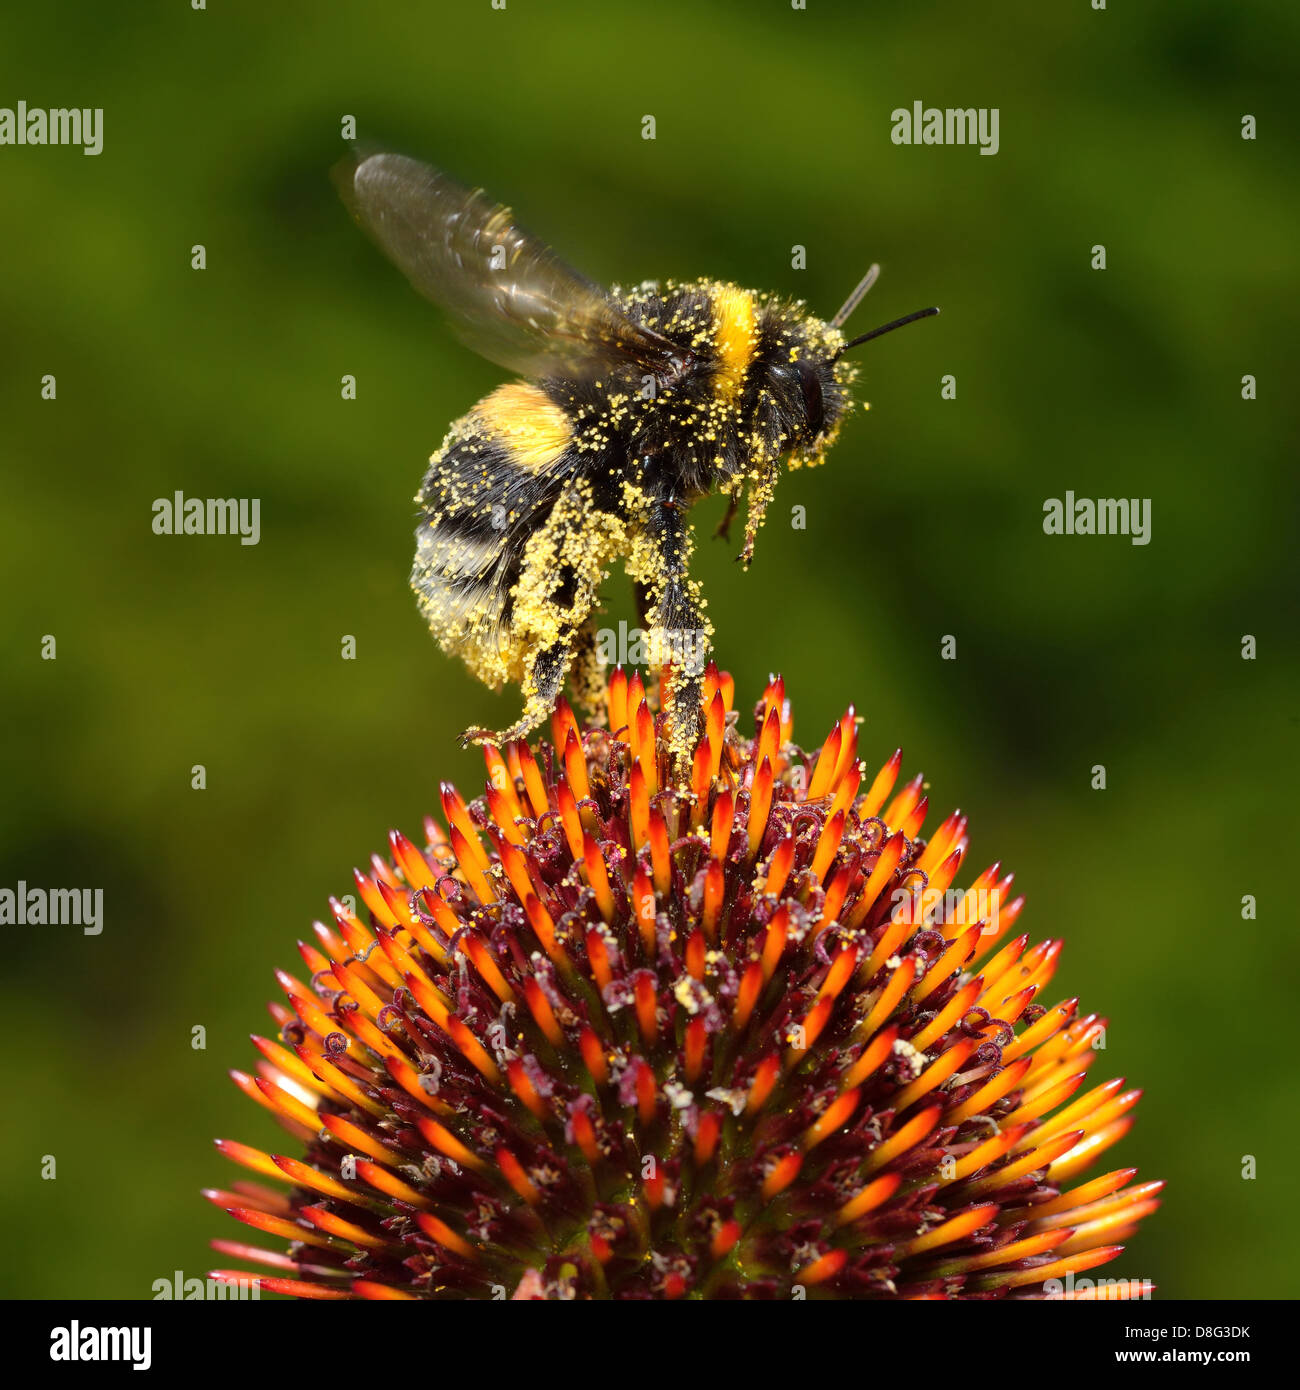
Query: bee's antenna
xmin=830 ymin=263 xmax=880 ymax=328
xmin=838 ymin=306 xmax=940 ymax=355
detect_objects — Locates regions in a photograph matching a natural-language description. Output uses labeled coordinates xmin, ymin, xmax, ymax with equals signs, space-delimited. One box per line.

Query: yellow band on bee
xmin=711 ymin=285 xmax=757 ymax=403
xmin=476 ymin=382 xmax=573 ymax=472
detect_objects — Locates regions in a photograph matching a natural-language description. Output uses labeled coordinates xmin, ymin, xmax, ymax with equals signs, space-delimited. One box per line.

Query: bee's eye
xmin=798 ymin=362 xmax=825 ymax=438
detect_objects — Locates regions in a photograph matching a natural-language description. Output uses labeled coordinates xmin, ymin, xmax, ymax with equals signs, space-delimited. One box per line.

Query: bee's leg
xmin=459 ymin=633 xmax=574 ymax=748
xmin=714 ymin=487 xmax=741 ymax=542
xmin=568 ymin=619 xmax=607 ymax=723
xmin=460 ymin=544 xmax=605 ymax=747
xmin=638 ymin=501 xmax=711 ymax=756
xmin=633 ymin=582 xmax=652 ymax=632
xmin=739 ymin=463 xmax=780 ymax=569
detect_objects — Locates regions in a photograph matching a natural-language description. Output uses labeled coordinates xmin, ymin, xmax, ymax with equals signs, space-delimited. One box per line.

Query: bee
xmin=335 ymin=152 xmax=937 ymax=751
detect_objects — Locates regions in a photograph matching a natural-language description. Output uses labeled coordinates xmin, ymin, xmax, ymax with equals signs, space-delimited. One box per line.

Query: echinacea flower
xmin=208 ymin=666 xmax=1161 ymax=1299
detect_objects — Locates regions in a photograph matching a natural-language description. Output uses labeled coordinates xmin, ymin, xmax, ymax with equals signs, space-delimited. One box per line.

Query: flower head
xmin=208 ymin=666 xmax=1160 ymax=1299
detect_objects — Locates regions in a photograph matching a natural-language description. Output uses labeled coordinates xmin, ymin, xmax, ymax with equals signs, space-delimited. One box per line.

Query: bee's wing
xmin=336 ymin=152 xmax=691 ymax=383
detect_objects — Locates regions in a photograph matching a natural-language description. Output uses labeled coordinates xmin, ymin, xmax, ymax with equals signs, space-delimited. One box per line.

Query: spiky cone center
xmin=210 ymin=667 xmax=1160 ymax=1300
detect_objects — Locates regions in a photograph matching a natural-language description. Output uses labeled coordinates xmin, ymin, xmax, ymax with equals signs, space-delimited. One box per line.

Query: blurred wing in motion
xmin=335 ymin=152 xmax=692 ymax=383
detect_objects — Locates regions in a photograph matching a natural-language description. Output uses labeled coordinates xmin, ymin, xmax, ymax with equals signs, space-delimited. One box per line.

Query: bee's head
xmin=763 ymin=343 xmax=852 ymax=460
xmin=765 ymin=266 xmax=939 ymax=463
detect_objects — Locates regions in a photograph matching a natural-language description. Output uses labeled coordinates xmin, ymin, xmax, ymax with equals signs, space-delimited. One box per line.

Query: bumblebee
xmin=336 ymin=153 xmax=937 ymax=751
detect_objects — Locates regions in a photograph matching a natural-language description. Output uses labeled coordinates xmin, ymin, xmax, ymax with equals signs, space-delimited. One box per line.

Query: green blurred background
xmin=1 ymin=0 xmax=1296 ymax=1300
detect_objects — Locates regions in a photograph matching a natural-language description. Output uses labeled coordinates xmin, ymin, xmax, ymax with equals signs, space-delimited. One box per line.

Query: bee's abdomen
xmin=411 ymin=383 xmax=576 ymax=686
